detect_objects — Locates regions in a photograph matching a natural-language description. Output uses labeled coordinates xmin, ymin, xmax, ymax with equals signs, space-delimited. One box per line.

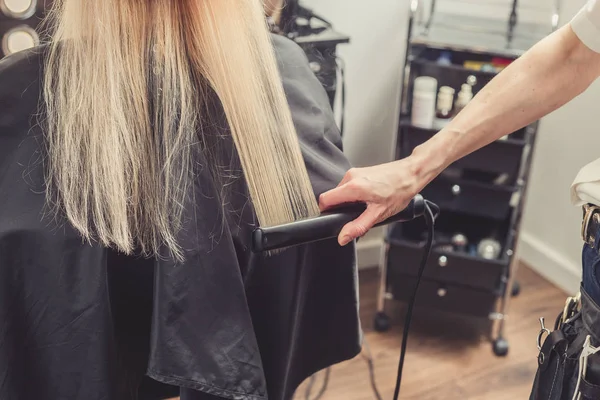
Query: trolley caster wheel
xmin=493 ymin=337 xmax=509 ymax=357
xmin=511 ymin=281 xmax=521 ymax=297
xmin=374 ymin=312 xmax=391 ymax=332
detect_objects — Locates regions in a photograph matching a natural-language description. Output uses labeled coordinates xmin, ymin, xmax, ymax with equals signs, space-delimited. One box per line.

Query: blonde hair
xmin=264 ymin=0 xmax=284 ymax=23
xmin=42 ymin=0 xmax=319 ymax=261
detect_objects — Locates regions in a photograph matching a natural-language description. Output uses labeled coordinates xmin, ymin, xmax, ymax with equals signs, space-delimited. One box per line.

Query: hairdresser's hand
xmin=319 ymin=158 xmax=428 ymax=246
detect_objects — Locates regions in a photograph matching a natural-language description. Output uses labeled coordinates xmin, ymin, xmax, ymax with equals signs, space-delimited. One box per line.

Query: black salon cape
xmin=0 ymin=34 xmax=361 ymax=400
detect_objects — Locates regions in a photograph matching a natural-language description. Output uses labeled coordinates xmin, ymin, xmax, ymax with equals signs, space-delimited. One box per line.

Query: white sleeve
xmin=571 ymin=0 xmax=600 ymax=53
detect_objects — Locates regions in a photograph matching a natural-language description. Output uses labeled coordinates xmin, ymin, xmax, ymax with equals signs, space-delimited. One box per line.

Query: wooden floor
xmin=293 ymin=264 xmax=569 ymax=400
xmin=169 ymin=263 xmax=568 ymax=400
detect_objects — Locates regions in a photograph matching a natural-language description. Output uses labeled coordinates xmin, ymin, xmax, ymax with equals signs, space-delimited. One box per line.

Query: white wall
xmin=518 ymin=0 xmax=600 ymax=294
xmin=303 ymin=0 xmax=600 ymax=289
xmin=301 ymin=0 xmax=411 ymax=268
xmin=300 ymin=0 xmax=409 ymax=168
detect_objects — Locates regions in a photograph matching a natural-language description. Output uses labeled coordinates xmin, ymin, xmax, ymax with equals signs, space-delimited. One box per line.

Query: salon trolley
xmin=375 ymin=0 xmax=565 ymax=356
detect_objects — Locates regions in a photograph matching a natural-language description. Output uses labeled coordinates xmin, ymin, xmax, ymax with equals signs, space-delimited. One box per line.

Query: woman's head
xmin=42 ymin=0 xmax=319 ymax=261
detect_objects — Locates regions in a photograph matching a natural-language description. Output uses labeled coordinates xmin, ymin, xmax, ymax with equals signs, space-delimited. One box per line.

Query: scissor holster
xmin=530 ymin=287 xmax=600 ymax=400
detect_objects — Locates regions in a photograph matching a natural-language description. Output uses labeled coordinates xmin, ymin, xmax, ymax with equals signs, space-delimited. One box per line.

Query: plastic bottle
xmin=454 ymin=84 xmax=473 ymax=115
xmin=433 ymin=86 xmax=455 ymax=130
xmin=411 ymin=76 xmax=438 ymax=129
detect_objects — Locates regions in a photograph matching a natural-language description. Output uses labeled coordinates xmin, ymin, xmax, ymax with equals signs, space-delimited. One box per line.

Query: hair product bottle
xmin=454 ymin=83 xmax=473 ymax=115
xmin=433 ymin=86 xmax=455 ymax=130
xmin=411 ymin=76 xmax=438 ymax=129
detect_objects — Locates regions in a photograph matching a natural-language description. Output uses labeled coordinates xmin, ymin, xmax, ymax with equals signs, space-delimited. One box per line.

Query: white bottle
xmin=433 ymin=86 xmax=455 ymax=130
xmin=454 ymin=84 xmax=473 ymax=114
xmin=411 ymin=76 xmax=438 ymax=129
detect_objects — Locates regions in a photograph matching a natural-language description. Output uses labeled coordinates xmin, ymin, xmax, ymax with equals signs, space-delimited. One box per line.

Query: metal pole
xmin=425 ymin=0 xmax=437 ymax=34
xmin=552 ymin=0 xmax=562 ymax=31
xmin=492 ymin=124 xmax=538 ymax=343
xmin=376 ymin=241 xmax=390 ymax=313
xmin=400 ymin=0 xmax=419 ymax=116
xmin=507 ymin=0 xmax=518 ymax=44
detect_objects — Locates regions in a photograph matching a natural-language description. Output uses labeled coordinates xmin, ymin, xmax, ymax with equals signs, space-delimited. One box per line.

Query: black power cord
xmin=295 ymin=6 xmax=333 ymax=28
xmin=393 ymin=200 xmax=439 ymax=400
xmin=361 ymin=337 xmax=383 ymax=400
xmin=304 ymin=368 xmax=330 ymax=400
xmin=283 ymin=5 xmax=332 ymax=38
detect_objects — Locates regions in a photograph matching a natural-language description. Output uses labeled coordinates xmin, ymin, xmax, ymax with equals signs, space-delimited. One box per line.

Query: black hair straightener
xmin=251 ymin=195 xmax=440 ymax=400
xmin=253 ymin=195 xmax=427 ymax=252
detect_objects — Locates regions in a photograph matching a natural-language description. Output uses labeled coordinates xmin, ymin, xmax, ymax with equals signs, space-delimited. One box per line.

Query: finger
xmin=338 ymin=206 xmax=383 ymax=246
xmin=319 ymin=182 xmax=364 ymax=212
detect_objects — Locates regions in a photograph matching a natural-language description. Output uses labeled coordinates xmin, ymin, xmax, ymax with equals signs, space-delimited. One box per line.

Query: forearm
xmin=408 ymin=24 xmax=600 ymax=186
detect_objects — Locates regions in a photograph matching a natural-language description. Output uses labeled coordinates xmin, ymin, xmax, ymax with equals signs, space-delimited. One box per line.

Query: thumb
xmin=338 ymin=205 xmax=382 ymax=246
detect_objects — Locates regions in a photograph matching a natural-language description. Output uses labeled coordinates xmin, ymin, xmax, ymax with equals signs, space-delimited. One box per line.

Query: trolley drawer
xmin=401 ymin=125 xmax=526 ymax=179
xmin=385 ymin=214 xmax=513 ymax=292
xmin=386 ymin=238 xmax=506 ymax=292
xmin=421 ymin=177 xmax=515 ymax=220
xmin=390 ymin=275 xmax=499 ymax=318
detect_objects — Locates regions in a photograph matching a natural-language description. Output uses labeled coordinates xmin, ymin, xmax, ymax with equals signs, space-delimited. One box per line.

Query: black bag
xmin=530 ymin=288 xmax=600 ymax=400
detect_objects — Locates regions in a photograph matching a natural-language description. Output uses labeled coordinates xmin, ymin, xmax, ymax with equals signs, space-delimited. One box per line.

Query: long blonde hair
xmin=42 ymin=0 xmax=319 ymax=260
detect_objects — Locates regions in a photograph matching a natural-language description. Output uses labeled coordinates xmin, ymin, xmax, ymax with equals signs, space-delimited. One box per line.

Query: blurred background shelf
xmin=411 ymin=12 xmax=553 ymax=58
